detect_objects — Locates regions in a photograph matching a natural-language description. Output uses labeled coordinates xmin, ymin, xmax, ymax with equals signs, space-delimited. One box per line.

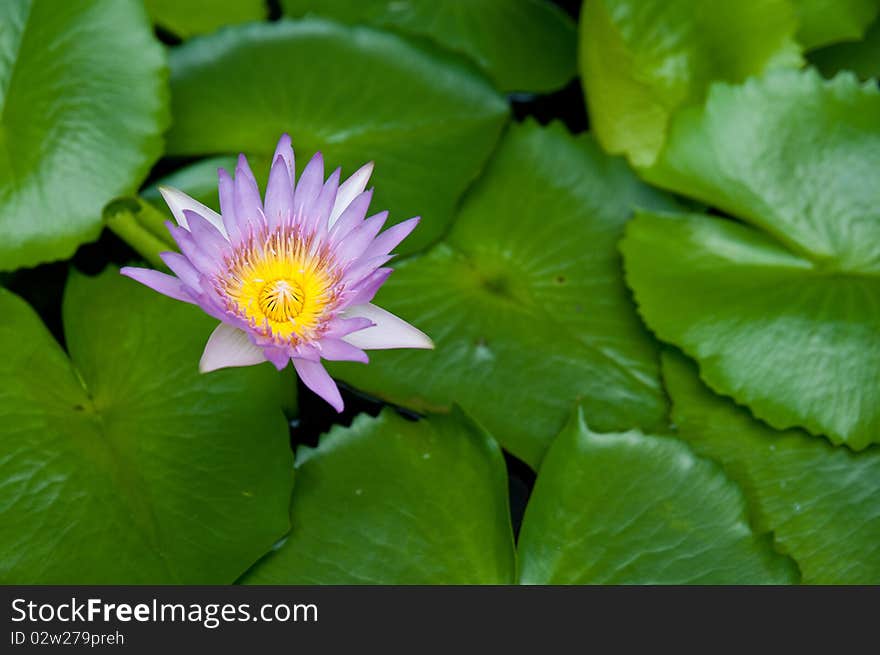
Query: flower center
xmin=219 ymin=226 xmax=342 ymax=345
xmin=258 ymin=278 xmax=305 ymax=322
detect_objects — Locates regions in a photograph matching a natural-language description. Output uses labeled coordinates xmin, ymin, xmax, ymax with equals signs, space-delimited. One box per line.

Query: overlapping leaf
xmin=145 ymin=156 xmax=233 ymax=206
xmin=792 ymin=0 xmax=880 ymax=49
xmin=282 ymin=0 xmax=577 ymax=93
xmin=142 ymin=155 xmax=269 ymax=216
xmin=330 ymin=121 xmax=675 ymax=468
xmin=578 ymin=0 xmax=800 ymax=166
xmin=241 ymin=409 xmax=515 ymax=584
xmin=0 ymin=0 xmax=167 ymax=270
xmin=0 ymin=269 xmax=293 ymax=583
xmin=164 ymin=18 xmax=508 ymax=254
xmin=517 ymin=409 xmax=797 ymax=584
xmin=622 ymin=69 xmax=880 ymax=449
xmin=242 ymin=403 xmax=799 ymax=585
xmin=664 ymin=351 xmax=880 ymax=583
xmin=145 ymin=0 xmax=265 ymax=38
xmin=810 ymin=14 xmax=880 ymax=79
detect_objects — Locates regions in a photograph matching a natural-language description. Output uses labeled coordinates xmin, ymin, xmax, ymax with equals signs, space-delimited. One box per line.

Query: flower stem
xmin=103 ymin=197 xmax=175 ymax=270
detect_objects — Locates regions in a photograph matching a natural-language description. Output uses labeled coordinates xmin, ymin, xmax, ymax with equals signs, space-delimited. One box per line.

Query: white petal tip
xmin=341 ymin=304 xmax=435 ymax=351
xmin=158 ymin=185 xmax=227 ymax=236
xmin=402 ymin=331 xmax=434 ymax=350
xmin=199 ymin=324 xmax=267 ymax=373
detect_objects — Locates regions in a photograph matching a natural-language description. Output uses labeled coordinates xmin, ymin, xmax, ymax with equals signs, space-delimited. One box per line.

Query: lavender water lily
xmin=122 ymin=135 xmax=433 ymax=411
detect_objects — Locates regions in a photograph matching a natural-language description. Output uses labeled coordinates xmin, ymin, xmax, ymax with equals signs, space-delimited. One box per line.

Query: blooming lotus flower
xmin=121 ymin=135 xmax=433 ymax=411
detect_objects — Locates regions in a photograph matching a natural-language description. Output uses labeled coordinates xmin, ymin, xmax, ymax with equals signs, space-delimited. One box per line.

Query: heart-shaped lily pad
xmin=281 ymin=0 xmax=577 ymax=93
xmin=241 ymin=402 xmax=797 ymax=584
xmin=516 ymin=408 xmax=797 ymax=584
xmin=623 ymin=69 xmax=880 ymax=449
xmin=578 ymin=0 xmax=800 ymax=166
xmin=164 ymin=18 xmax=508 ymax=254
xmin=241 ymin=409 xmax=515 ymax=584
xmin=663 ymin=350 xmax=880 ymax=583
xmin=0 ymin=0 xmax=167 ymax=271
xmin=0 ymin=268 xmax=293 ymax=583
xmin=330 ymin=120 xmax=676 ymax=468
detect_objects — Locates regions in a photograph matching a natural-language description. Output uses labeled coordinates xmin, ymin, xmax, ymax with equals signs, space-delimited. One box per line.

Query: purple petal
xmin=183 ymin=210 xmax=230 ymax=260
xmin=317 ymin=338 xmax=369 ymax=363
xmin=273 ymin=133 xmax=296 ymax=189
xmin=234 ymin=154 xmax=263 ymax=233
xmin=199 ymin=323 xmax=267 ymax=372
xmin=346 ymin=267 xmax=392 ymax=306
xmin=120 ymin=267 xmax=194 ymax=305
xmin=264 ymin=155 xmax=293 ymax=230
xmin=362 ymin=216 xmax=420 ymax=260
xmin=330 ymin=161 xmax=373 ymax=226
xmin=293 ymin=151 xmax=324 ymax=225
xmin=343 ymin=255 xmax=392 ymax=288
xmin=166 ymin=221 xmax=218 ymax=274
xmin=341 ymin=303 xmax=433 ymax=350
xmin=311 ymin=167 xmax=341 ymax=235
xmin=329 ymin=189 xmax=373 ymax=246
xmin=218 ymin=168 xmax=242 ymax=244
xmin=323 ymin=316 xmax=375 ymax=339
xmin=159 ymin=186 xmax=227 ymax=236
xmin=294 ymin=358 xmax=344 ymax=412
xmin=263 ymin=346 xmax=291 ymax=370
xmin=336 ymin=211 xmax=388 ymax=267
xmin=159 ymin=251 xmax=201 ymax=290
xmin=290 ymin=342 xmax=321 ymax=361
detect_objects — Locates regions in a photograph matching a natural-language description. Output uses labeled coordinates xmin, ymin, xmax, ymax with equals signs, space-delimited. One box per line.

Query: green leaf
xmin=792 ymin=0 xmax=880 ymax=50
xmin=623 ymin=69 xmax=880 ymax=449
xmin=0 ymin=0 xmax=168 ymax=271
xmin=809 ymin=14 xmax=880 ymax=79
xmin=578 ymin=0 xmax=800 ymax=166
xmin=517 ymin=409 xmax=797 ymax=584
xmin=241 ymin=409 xmax=515 ymax=584
xmin=165 ymin=18 xmax=508 ymax=254
xmin=281 ymin=0 xmax=577 ymax=93
xmin=330 ymin=121 xmax=675 ymax=468
xmin=663 ymin=350 xmax=880 ymax=584
xmin=103 ymin=196 xmax=177 ymax=269
xmin=0 ymin=268 xmax=293 ymax=583
xmin=145 ymin=0 xmax=265 ymax=39
xmin=142 ymin=154 xmax=270 ymax=216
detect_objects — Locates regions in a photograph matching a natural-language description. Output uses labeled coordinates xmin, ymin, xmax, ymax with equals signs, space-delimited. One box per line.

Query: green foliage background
xmin=1 ymin=0 xmax=878 ymax=584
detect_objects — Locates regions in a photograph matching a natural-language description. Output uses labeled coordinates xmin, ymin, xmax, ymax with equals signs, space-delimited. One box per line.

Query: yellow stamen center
xmin=221 ymin=228 xmax=340 ymax=344
xmin=258 ymin=278 xmax=305 ymax=322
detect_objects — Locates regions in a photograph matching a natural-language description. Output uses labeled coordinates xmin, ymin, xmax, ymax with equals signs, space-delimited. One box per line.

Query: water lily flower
xmin=122 ymin=135 xmax=433 ymax=411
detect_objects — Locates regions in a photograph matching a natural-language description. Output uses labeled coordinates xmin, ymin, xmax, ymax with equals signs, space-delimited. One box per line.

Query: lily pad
xmin=663 ymin=350 xmax=880 ymax=583
xmin=578 ymin=0 xmax=800 ymax=166
xmin=241 ymin=409 xmax=515 ymax=584
xmin=809 ymin=13 xmax=880 ymax=79
xmin=623 ymin=69 xmax=880 ymax=449
xmin=330 ymin=121 xmax=675 ymax=468
xmin=0 ymin=0 xmax=167 ymax=271
xmin=165 ymin=18 xmax=508 ymax=254
xmin=793 ymin=0 xmax=880 ymax=50
xmin=0 ymin=268 xmax=293 ymax=583
xmin=142 ymin=155 xmax=269 ymax=215
xmin=517 ymin=409 xmax=798 ymax=584
xmin=145 ymin=0 xmax=265 ymax=38
xmin=281 ymin=0 xmax=577 ymax=93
